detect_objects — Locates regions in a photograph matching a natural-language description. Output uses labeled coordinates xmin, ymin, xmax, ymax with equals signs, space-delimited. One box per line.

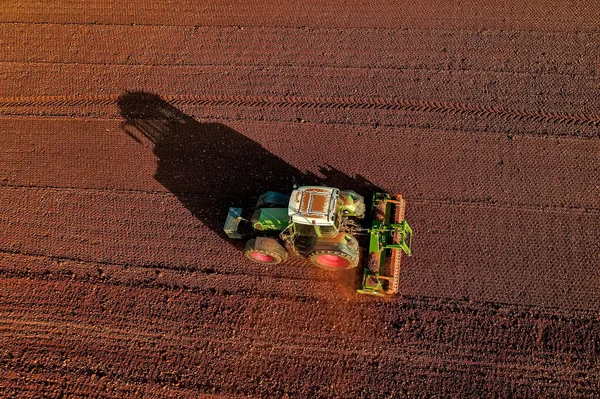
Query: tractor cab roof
xmin=288 ymin=186 xmax=339 ymax=226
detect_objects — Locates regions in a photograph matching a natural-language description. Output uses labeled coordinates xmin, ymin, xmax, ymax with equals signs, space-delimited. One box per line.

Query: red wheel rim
xmin=316 ymin=254 xmax=349 ymax=268
xmin=251 ymin=252 xmax=274 ymax=263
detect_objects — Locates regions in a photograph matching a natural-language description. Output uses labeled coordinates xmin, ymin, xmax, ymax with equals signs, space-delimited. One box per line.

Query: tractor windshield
xmin=293 ymin=213 xmax=340 ymax=238
xmin=317 ymin=208 xmax=340 ymax=237
xmin=318 ymin=223 xmax=339 ymax=237
xmin=294 ymin=218 xmax=340 ymax=238
xmin=295 ymin=223 xmax=318 ymax=237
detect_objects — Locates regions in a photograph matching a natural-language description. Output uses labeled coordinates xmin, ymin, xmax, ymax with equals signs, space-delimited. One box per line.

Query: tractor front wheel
xmin=245 ymin=237 xmax=288 ymax=265
xmin=308 ymin=250 xmax=358 ymax=271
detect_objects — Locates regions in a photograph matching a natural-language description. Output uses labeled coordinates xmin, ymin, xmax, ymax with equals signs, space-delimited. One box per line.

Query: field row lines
xmin=1 ymin=94 xmax=599 ymax=128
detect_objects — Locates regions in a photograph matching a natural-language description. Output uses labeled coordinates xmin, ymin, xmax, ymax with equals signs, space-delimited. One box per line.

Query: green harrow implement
xmin=358 ymin=193 xmax=413 ymax=296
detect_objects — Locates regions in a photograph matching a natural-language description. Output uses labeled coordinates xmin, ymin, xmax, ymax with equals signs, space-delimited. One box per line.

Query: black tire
xmin=308 ymin=249 xmax=359 ymax=271
xmin=244 ymin=238 xmax=287 ymax=265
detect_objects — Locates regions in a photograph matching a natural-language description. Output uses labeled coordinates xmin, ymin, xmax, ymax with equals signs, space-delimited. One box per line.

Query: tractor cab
xmin=287 ymin=186 xmax=341 ymax=237
xmin=277 ymin=186 xmax=361 ymax=268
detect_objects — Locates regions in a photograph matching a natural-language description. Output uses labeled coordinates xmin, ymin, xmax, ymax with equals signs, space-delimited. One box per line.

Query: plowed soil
xmin=1 ymin=1 xmax=599 ymax=398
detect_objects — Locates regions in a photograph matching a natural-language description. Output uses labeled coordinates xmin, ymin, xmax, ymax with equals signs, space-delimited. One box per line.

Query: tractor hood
xmin=288 ymin=186 xmax=339 ymax=226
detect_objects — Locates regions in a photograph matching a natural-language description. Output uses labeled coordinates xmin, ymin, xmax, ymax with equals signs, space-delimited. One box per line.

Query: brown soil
xmin=1 ymin=1 xmax=599 ymax=398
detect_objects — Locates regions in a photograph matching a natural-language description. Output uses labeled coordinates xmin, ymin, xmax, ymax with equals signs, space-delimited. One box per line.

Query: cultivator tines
xmin=358 ymin=193 xmax=412 ymax=297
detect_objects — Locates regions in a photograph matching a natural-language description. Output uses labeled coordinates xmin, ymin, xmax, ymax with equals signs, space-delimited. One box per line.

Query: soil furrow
xmin=1 ymin=106 xmax=598 ymax=140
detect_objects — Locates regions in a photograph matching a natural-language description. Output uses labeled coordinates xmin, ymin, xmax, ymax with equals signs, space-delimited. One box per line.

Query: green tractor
xmin=224 ymin=185 xmax=412 ymax=296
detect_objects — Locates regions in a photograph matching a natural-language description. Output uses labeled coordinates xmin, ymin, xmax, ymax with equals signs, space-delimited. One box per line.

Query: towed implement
xmin=224 ymin=185 xmax=412 ymax=296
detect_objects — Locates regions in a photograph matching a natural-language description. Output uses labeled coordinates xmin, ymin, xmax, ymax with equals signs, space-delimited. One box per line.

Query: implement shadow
xmin=117 ymin=92 xmax=381 ymax=244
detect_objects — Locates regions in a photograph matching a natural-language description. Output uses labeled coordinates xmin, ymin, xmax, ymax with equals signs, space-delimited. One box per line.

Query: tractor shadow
xmin=117 ymin=92 xmax=381 ymax=287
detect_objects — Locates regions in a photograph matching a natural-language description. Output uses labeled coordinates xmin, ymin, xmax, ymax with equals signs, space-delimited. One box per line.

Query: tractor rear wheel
xmin=308 ymin=250 xmax=359 ymax=271
xmin=245 ymin=237 xmax=288 ymax=265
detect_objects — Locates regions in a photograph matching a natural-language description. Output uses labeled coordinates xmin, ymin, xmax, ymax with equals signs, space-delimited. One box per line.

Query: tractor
xmin=224 ymin=185 xmax=412 ymax=296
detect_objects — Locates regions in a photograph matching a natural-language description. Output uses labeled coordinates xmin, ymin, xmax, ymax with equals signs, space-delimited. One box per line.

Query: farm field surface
xmin=0 ymin=1 xmax=599 ymax=397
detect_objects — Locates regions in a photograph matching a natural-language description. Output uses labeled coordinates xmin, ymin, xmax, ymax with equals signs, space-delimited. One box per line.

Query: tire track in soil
xmin=3 ymin=62 xmax=599 ymax=116
xmin=2 ymin=105 xmax=597 ymax=141
xmin=1 ymin=94 xmax=599 ymax=128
